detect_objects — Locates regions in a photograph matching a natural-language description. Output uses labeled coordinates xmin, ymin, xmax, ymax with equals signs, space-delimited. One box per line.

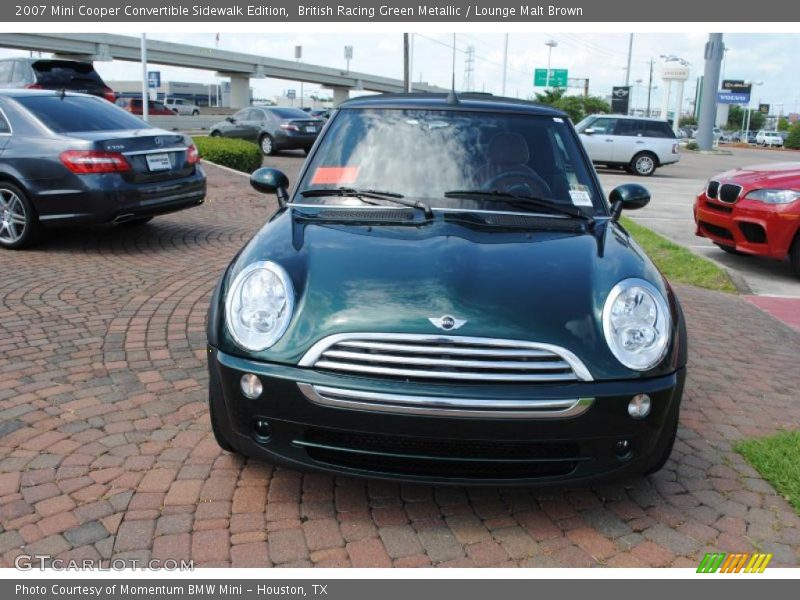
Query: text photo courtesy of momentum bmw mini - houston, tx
xmin=0 ymin=13 xmax=799 ymax=592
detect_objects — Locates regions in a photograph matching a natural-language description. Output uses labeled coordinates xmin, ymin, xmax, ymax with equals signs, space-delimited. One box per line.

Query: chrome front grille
xmin=706 ymin=180 xmax=720 ymax=199
xmin=298 ymin=333 xmax=593 ymax=383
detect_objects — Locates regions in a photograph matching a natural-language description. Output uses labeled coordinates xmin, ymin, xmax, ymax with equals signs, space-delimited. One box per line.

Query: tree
xmin=778 ymin=117 xmax=790 ymax=131
xmin=749 ymin=111 xmax=767 ymax=131
xmin=785 ymin=122 xmax=800 ymax=149
xmin=679 ymin=116 xmax=697 ymax=127
xmin=531 ymin=88 xmax=611 ymax=123
xmin=727 ymin=105 xmax=765 ymax=131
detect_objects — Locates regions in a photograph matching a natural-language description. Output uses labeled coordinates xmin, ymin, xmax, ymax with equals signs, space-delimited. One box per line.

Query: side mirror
xmin=609 ymin=183 xmax=650 ymax=221
xmin=250 ymin=167 xmax=290 ymax=207
xmin=583 ymin=128 xmax=595 ymax=135
xmin=225 ymin=116 xmax=235 ymax=123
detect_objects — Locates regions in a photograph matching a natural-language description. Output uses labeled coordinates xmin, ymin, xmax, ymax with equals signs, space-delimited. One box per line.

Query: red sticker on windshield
xmin=311 ymin=166 xmax=359 ymax=185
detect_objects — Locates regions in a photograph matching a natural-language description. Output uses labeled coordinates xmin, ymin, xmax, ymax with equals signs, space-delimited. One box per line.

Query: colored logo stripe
xmin=697 ymin=553 xmax=726 ymax=573
xmin=697 ymin=552 xmax=773 ymax=573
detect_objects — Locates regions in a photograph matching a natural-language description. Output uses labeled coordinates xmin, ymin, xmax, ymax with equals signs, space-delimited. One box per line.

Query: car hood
xmin=217 ymin=210 xmax=680 ymax=380
xmin=714 ymin=162 xmax=800 ymax=190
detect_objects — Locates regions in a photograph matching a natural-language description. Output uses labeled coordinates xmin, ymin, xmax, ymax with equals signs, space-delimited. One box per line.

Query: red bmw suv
xmin=694 ymin=162 xmax=800 ymax=278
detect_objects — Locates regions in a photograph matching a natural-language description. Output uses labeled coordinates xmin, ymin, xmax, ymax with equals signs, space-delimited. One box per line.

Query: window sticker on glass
xmin=311 ymin=166 xmax=359 ymax=186
xmin=569 ymin=185 xmax=593 ymax=207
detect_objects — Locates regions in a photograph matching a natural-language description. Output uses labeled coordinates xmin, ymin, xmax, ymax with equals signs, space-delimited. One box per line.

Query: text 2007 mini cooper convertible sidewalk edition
xmin=206 ymin=94 xmax=688 ymax=485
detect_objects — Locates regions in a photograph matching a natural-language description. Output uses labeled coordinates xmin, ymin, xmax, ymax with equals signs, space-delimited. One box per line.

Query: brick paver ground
xmin=1 ymin=159 xmax=799 ymax=568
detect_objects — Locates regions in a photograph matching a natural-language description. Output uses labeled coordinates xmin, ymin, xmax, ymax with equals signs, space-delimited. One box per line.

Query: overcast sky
xmin=2 ymin=32 xmax=798 ymax=114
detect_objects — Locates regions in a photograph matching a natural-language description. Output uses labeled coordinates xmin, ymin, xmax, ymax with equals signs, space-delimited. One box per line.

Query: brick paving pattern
xmin=1 ymin=159 xmax=799 ymax=568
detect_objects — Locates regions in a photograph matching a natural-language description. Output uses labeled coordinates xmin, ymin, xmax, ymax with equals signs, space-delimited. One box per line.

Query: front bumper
xmin=31 ymin=166 xmax=207 ymax=226
xmin=694 ymin=193 xmax=800 ymax=259
xmin=208 ymin=347 xmax=686 ymax=486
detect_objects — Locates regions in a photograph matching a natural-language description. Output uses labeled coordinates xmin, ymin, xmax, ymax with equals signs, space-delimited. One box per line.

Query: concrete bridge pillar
xmin=227 ymin=74 xmax=251 ymax=109
xmin=331 ymin=87 xmax=350 ymax=107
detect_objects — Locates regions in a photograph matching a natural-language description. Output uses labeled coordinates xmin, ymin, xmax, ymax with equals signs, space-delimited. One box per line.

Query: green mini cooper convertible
xmin=206 ymin=93 xmax=687 ymax=485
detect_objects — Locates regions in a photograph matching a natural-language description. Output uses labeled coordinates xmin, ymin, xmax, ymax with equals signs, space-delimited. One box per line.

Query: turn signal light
xmin=60 ymin=150 xmax=131 ymax=174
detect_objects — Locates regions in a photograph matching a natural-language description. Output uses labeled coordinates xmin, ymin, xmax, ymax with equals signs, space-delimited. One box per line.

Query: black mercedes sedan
xmin=0 ymin=89 xmax=206 ymax=249
xmin=209 ymin=106 xmax=324 ymax=156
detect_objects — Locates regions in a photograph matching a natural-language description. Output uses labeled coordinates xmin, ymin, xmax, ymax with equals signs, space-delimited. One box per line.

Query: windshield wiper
xmin=299 ymin=187 xmax=432 ymax=217
xmin=443 ymin=189 xmax=593 ymax=226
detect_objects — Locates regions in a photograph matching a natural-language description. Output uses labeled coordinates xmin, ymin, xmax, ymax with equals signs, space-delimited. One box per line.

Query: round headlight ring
xmin=225 ymin=261 xmax=294 ymax=352
xmin=602 ymin=278 xmax=671 ymax=371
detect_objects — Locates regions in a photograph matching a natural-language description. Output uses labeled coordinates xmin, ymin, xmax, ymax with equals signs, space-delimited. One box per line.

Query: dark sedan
xmin=0 ymin=90 xmax=206 ymax=249
xmin=209 ymin=106 xmax=324 ymax=155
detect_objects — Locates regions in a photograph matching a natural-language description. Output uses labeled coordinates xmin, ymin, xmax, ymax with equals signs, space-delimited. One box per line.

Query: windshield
xmin=295 ymin=108 xmax=605 ymax=215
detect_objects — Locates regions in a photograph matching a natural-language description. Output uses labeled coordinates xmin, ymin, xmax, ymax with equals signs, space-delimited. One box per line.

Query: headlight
xmin=744 ymin=189 xmax=800 ymax=205
xmin=225 ymin=261 xmax=294 ymax=351
xmin=602 ymin=278 xmax=671 ymax=371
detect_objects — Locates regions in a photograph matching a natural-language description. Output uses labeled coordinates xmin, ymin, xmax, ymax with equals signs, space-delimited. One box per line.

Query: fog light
xmin=253 ymin=418 xmax=271 ymax=440
xmin=240 ymin=373 xmax=263 ymax=399
xmin=615 ymin=439 xmax=632 ymax=459
xmin=628 ymin=394 xmax=651 ymax=419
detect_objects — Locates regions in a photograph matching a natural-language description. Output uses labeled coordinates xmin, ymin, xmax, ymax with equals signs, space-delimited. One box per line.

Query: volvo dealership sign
xmin=718 ymin=79 xmax=751 ymax=105
xmin=717 ymin=91 xmax=750 ymax=104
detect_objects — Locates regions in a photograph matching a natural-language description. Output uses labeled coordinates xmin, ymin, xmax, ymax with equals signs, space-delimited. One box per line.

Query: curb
xmin=199 ymin=158 xmax=251 ymax=178
xmin=722 ymin=266 xmax=753 ymax=295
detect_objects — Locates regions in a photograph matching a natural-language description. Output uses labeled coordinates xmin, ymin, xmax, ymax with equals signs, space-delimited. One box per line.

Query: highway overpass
xmin=0 ymin=33 xmax=444 ymax=107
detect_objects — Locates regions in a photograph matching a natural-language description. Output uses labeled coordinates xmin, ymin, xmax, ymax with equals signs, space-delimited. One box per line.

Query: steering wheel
xmin=483 ymin=170 xmax=552 ymax=198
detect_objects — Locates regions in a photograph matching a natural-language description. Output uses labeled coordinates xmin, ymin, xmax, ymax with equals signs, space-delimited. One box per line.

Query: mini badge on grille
xmin=428 ymin=315 xmax=466 ymax=331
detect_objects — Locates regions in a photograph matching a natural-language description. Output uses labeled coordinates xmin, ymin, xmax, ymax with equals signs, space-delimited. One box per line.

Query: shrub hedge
xmin=193 ymin=136 xmax=262 ymax=173
xmin=785 ymin=123 xmax=800 ymax=150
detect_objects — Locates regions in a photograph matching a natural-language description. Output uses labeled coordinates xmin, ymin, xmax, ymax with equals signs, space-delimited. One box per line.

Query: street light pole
xmin=625 ymin=33 xmax=633 ymax=87
xmin=501 ymin=33 xmax=509 ymax=96
xmin=140 ymin=33 xmax=148 ymax=123
xmin=295 ymin=45 xmax=303 ymax=110
xmin=545 ymin=40 xmax=557 ymax=90
xmin=403 ymin=34 xmax=410 ymax=92
xmin=646 ymin=59 xmax=653 ymax=117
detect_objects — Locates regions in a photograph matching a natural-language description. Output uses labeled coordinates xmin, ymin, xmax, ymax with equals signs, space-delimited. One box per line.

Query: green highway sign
xmin=534 ymin=68 xmax=568 ymax=87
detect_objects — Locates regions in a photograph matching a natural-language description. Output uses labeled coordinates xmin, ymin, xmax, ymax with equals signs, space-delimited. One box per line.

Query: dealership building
xmin=107 ymin=79 xmax=240 ymax=107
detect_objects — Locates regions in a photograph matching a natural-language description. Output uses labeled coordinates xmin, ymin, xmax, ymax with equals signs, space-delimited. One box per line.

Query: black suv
xmin=0 ymin=58 xmax=116 ymax=103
